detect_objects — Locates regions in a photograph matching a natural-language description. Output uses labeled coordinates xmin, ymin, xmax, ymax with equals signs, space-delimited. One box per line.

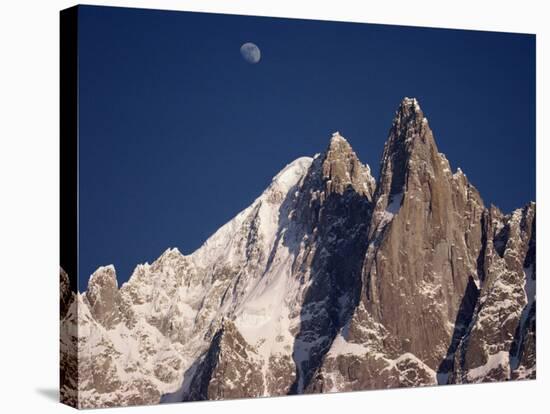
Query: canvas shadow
xmin=36 ymin=388 xmax=59 ymax=402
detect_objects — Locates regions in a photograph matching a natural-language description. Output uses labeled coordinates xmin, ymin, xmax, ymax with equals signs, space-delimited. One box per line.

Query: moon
xmin=240 ymin=42 xmax=261 ymax=64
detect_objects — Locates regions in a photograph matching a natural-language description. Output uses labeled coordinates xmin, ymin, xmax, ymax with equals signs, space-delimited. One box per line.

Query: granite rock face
xmin=61 ymin=98 xmax=536 ymax=408
xmin=451 ymin=203 xmax=536 ymax=382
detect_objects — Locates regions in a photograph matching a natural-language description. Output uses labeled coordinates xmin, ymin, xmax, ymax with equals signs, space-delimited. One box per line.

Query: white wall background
xmin=0 ymin=0 xmax=547 ymax=412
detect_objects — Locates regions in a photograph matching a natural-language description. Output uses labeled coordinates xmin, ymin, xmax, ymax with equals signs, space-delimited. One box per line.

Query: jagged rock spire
xmin=376 ymin=97 xmax=437 ymax=203
xmin=321 ymin=131 xmax=376 ymax=199
xmin=358 ymin=97 xmax=489 ymax=371
xmin=86 ymin=265 xmax=121 ymax=328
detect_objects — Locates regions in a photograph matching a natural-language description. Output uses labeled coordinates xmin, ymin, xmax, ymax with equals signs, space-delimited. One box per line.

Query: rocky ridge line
xmin=60 ymin=98 xmax=535 ymax=408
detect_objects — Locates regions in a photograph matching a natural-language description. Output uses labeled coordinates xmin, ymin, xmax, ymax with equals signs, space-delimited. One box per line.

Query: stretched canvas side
xmin=60 ymin=5 xmax=79 ymax=409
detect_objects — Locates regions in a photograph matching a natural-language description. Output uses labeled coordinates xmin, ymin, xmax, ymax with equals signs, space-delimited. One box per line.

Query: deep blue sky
xmin=77 ymin=5 xmax=535 ymax=291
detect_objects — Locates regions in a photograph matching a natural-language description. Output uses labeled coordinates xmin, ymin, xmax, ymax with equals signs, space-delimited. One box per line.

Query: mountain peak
xmin=88 ymin=265 xmax=117 ymax=288
xmin=400 ymin=96 xmax=421 ymax=110
xmin=330 ymin=131 xmax=348 ymax=144
xmin=375 ymin=98 xmax=437 ymax=200
xmin=157 ymin=247 xmax=184 ymax=261
xmin=86 ymin=265 xmax=121 ymax=328
xmin=392 ymin=97 xmax=427 ymax=133
xmin=327 ymin=131 xmax=353 ymax=155
xmin=322 ymin=132 xmax=375 ymax=198
xmin=397 ymin=97 xmax=423 ymax=119
xmin=270 ymin=157 xmax=313 ymax=193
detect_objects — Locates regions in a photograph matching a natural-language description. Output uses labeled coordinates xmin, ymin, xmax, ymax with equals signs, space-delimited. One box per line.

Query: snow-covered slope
xmin=60 ymin=99 xmax=536 ymax=408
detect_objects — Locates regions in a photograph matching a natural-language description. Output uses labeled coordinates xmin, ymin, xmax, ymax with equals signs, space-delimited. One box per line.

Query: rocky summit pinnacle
xmin=376 ymin=97 xmax=436 ymax=202
xmin=61 ymin=98 xmax=535 ymax=408
xmin=322 ymin=131 xmax=376 ymax=198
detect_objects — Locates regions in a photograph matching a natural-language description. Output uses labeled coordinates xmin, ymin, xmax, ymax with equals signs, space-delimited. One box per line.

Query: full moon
xmin=240 ymin=42 xmax=261 ymax=64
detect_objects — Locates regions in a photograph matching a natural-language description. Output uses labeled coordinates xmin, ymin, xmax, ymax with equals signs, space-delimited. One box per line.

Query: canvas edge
xmin=60 ymin=4 xmax=79 ymax=410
